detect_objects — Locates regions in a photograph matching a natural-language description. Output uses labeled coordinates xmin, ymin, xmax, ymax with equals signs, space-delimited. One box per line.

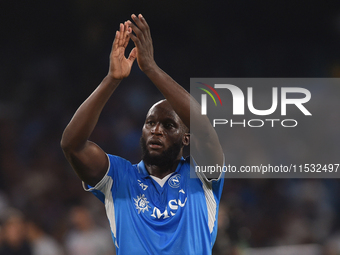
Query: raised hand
xmin=108 ymin=22 xmax=137 ymax=80
xmin=127 ymin=14 xmax=156 ymax=73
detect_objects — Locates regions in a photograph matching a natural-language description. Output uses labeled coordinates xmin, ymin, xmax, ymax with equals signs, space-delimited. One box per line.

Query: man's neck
xmin=145 ymin=159 xmax=180 ymax=179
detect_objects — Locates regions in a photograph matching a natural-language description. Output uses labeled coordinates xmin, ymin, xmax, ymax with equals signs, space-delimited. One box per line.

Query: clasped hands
xmin=108 ymin=14 xmax=156 ymax=81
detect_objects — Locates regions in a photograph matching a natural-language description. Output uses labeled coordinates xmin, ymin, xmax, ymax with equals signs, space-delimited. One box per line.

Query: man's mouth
xmin=147 ymin=139 xmax=163 ymax=149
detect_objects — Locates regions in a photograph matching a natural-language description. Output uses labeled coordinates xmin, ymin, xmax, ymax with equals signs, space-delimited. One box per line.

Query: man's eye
xmin=165 ymin=123 xmax=174 ymax=128
xmin=147 ymin=121 xmax=155 ymax=126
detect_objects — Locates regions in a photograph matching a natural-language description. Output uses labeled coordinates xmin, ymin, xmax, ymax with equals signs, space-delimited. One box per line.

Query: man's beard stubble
xmin=140 ymin=136 xmax=182 ymax=169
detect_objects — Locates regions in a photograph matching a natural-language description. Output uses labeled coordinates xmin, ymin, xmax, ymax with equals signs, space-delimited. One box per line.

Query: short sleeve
xmin=82 ymin=154 xmax=132 ymax=203
xmin=191 ymin=155 xmax=225 ymax=201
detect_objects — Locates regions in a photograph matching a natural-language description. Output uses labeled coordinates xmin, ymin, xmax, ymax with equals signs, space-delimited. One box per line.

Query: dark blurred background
xmin=1 ymin=0 xmax=340 ymax=254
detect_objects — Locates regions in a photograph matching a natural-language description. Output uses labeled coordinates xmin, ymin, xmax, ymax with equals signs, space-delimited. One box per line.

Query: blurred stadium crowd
xmin=1 ymin=0 xmax=340 ymax=254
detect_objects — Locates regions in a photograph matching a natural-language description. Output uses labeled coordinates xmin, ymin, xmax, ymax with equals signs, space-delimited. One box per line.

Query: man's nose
xmin=151 ymin=123 xmax=163 ymax=135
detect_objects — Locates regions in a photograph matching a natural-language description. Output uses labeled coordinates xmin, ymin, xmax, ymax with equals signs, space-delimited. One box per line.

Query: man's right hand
xmin=108 ymin=22 xmax=137 ymax=80
xmin=61 ymin=22 xmax=137 ymax=187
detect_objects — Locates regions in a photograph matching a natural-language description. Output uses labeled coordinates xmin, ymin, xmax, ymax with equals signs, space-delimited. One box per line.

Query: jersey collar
xmin=137 ymin=157 xmax=185 ymax=179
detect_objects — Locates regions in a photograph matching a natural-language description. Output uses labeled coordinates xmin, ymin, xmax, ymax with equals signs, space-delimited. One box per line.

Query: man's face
xmin=140 ymin=100 xmax=189 ymax=167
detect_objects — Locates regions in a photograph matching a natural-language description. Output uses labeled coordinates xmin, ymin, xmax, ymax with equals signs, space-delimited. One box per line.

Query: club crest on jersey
xmin=134 ymin=194 xmax=151 ymax=214
xmin=168 ymin=174 xmax=181 ymax=188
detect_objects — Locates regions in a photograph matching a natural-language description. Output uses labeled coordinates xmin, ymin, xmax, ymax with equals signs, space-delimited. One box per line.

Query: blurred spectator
xmin=0 ymin=208 xmax=32 ymax=255
xmin=64 ymin=205 xmax=115 ymax=255
xmin=213 ymin=202 xmax=231 ymax=255
xmin=26 ymin=218 xmax=64 ymax=255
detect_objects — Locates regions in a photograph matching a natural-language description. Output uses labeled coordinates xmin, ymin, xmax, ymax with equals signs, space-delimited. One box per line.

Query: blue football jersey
xmin=83 ymin=154 xmax=224 ymax=255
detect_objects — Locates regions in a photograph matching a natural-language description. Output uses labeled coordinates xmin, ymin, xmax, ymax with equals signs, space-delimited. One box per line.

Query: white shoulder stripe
xmin=196 ymin=172 xmax=217 ymax=233
xmin=103 ymin=176 xmax=118 ymax=247
xmin=82 ymin=155 xmax=118 ymax=247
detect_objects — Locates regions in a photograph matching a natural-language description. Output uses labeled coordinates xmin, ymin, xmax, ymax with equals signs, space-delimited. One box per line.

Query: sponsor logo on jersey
xmin=168 ymin=174 xmax=181 ymax=188
xmin=134 ymin=194 xmax=151 ymax=214
xmin=151 ymin=190 xmax=187 ymax=219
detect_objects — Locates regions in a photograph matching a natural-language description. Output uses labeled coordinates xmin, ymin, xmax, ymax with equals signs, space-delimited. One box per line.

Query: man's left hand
xmin=128 ymin=14 xmax=157 ymax=73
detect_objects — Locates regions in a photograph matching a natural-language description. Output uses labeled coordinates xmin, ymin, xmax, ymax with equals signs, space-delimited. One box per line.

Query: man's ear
xmin=182 ymin=133 xmax=190 ymax=146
